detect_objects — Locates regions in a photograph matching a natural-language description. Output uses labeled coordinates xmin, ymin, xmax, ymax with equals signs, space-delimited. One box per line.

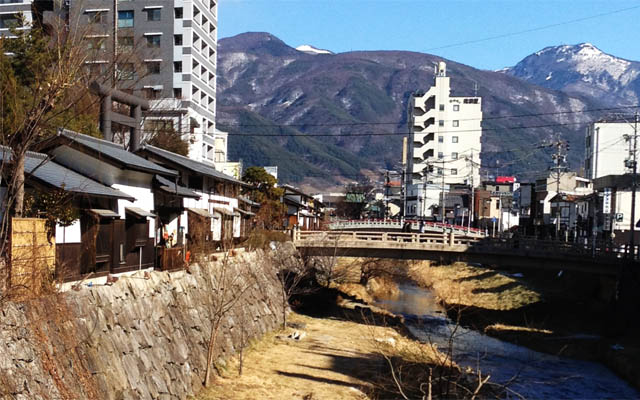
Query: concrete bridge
xmin=329 ymin=219 xmax=486 ymax=238
xmin=293 ymin=230 xmax=631 ymax=276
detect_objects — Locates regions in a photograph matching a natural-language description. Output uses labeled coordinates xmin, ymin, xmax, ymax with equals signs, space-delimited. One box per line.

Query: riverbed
xmin=373 ymin=282 xmax=640 ymax=399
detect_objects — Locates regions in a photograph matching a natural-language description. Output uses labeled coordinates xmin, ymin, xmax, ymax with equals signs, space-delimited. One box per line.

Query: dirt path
xmin=195 ymin=313 xmax=400 ymax=400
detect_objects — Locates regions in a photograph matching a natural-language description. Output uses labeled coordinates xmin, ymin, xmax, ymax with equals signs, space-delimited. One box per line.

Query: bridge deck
xmin=294 ymin=231 xmax=631 ymax=275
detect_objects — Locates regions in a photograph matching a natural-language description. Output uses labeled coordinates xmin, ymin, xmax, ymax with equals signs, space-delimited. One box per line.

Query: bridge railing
xmin=294 ymin=230 xmax=631 ymax=261
xmin=328 ymin=218 xmax=486 ymax=237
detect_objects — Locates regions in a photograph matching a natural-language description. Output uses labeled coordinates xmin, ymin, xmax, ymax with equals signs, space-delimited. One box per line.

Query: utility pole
xmin=626 ymin=112 xmax=639 ymax=260
xmin=384 ymin=170 xmax=390 ymax=220
xmin=550 ymin=139 xmax=568 ymax=239
xmin=113 ymin=0 xmax=118 ymax=86
xmin=467 ymin=150 xmax=475 ymax=231
xmin=441 ymin=160 xmax=446 ymax=222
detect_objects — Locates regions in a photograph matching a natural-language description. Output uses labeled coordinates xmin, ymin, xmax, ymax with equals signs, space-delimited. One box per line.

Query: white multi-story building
xmin=584 ymin=120 xmax=637 ymax=180
xmin=406 ymin=61 xmax=482 ymax=217
xmin=6 ymin=0 xmax=234 ymax=169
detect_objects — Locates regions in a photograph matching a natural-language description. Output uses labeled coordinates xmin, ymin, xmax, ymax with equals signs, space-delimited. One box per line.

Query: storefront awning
xmin=88 ymin=209 xmax=120 ymax=218
xmin=125 ymin=207 xmax=156 ymax=218
xmin=211 ymin=204 xmax=235 ymax=216
xmin=186 ymin=207 xmax=215 ymax=218
xmin=235 ymin=208 xmax=256 ymax=217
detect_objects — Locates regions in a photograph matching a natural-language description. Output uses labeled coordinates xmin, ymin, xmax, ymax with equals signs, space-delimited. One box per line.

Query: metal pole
xmin=113 ymin=0 xmax=118 ymax=86
xmin=630 ymin=112 xmax=638 ymax=260
xmin=441 ymin=160 xmax=446 ymax=222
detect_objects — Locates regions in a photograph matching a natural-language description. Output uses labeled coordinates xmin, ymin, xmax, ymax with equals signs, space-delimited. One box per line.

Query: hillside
xmin=216 ymin=33 xmax=616 ymax=188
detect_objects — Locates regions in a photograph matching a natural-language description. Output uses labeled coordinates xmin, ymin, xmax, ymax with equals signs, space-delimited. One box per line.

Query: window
xmin=119 ymin=36 xmax=133 ymax=51
xmin=117 ymin=10 xmax=134 ymax=28
xmin=438 ymin=135 xmax=443 ymax=143
xmin=438 ymin=152 xmax=443 ymax=159
xmin=452 ymin=120 xmax=459 ymax=127
xmin=118 ymin=63 xmax=134 ymax=80
xmin=439 ymin=104 xmax=445 ymax=111
xmin=146 ymin=35 xmax=161 ymax=48
xmin=174 ymin=34 xmax=182 ymax=46
xmin=437 ymin=168 xmax=443 ymax=175
xmin=439 ymin=120 xmax=444 ymax=127
xmin=173 ymin=88 xmax=182 ymax=98
xmin=453 ymin=104 xmax=460 ymax=111
xmin=143 ymin=87 xmax=162 ymax=99
xmin=452 ymin=136 xmax=459 ymax=143
xmin=451 ymin=168 xmax=457 ymax=175
xmin=496 ymin=200 xmax=500 ymax=210
xmin=0 ymin=14 xmax=20 ymax=29
xmin=174 ymin=7 xmax=183 ymax=18
xmin=146 ymin=61 xmax=161 ymax=74
xmin=86 ymin=11 xmax=107 ymax=24
xmin=86 ymin=37 xmax=106 ymax=50
xmin=146 ymin=8 xmax=161 ymax=21
xmin=173 ymin=61 xmax=182 ymax=73
xmin=452 ymin=152 xmax=458 ymax=160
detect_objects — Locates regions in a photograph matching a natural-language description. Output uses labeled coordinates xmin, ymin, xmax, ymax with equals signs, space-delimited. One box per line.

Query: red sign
xmin=496 ymin=176 xmax=515 ymax=184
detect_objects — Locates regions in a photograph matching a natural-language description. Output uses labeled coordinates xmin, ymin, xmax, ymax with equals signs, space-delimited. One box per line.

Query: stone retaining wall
xmin=0 ymin=245 xmax=298 ymax=399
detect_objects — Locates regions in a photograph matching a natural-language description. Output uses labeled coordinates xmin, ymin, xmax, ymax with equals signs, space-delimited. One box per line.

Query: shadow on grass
xmin=453 ymin=270 xmax=499 ymax=282
xmin=471 ymin=281 xmax=521 ymax=294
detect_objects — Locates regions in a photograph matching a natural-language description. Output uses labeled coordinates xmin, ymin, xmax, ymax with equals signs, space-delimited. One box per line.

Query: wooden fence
xmin=10 ymin=218 xmax=55 ymax=297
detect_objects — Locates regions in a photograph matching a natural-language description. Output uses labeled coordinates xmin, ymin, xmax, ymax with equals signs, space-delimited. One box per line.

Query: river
xmin=373 ymin=283 xmax=640 ymax=399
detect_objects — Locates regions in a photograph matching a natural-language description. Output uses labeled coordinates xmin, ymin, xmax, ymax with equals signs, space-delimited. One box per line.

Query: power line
xmin=420 ymin=4 xmax=640 ymax=52
xmin=217 ymin=105 xmax=640 ymax=128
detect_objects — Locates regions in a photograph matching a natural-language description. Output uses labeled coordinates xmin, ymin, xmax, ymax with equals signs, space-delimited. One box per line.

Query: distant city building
xmin=406 ymin=61 xmax=482 ymax=218
xmin=585 ymin=120 xmax=637 ymax=180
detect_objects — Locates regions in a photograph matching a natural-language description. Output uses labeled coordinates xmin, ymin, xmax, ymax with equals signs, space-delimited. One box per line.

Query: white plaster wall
xmin=55 ymin=219 xmax=81 ymax=244
xmin=114 ymin=184 xmax=155 ymax=238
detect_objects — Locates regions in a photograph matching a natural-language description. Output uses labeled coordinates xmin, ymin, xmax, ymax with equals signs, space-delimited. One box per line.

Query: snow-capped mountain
xmin=503 ymin=43 xmax=640 ymax=106
xmin=295 ymin=44 xmax=333 ymax=55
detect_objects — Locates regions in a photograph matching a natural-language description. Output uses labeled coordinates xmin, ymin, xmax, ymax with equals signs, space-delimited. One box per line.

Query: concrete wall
xmin=0 ymin=246 xmax=297 ymax=399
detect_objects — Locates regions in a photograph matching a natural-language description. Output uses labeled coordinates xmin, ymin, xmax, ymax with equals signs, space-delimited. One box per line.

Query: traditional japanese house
xmin=42 ymin=129 xmax=178 ymax=276
xmin=136 ymin=144 xmax=246 ymax=250
xmin=282 ymin=185 xmax=322 ymax=230
xmin=238 ymin=196 xmax=260 ymax=237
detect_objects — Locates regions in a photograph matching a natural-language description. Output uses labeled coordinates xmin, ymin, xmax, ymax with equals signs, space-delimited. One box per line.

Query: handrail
xmin=294 ymin=229 xmax=631 ymax=261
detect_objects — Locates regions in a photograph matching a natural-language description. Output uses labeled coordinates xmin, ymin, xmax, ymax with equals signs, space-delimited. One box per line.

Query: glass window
xmin=174 ymin=7 xmax=183 ymax=18
xmin=438 ymin=120 xmax=444 ymax=127
xmin=173 ymin=88 xmax=182 ymax=98
xmin=451 ymin=168 xmax=457 ymax=175
xmin=86 ymin=11 xmax=107 ymax=24
xmin=438 ymin=135 xmax=443 ymax=143
xmin=452 ymin=136 xmax=459 ymax=143
xmin=439 ymin=104 xmax=445 ymax=111
xmin=119 ymin=36 xmax=133 ymax=51
xmin=453 ymin=120 xmax=459 ymax=127
xmin=0 ymin=14 xmax=20 ymax=29
xmin=437 ymin=168 xmax=443 ymax=175
xmin=117 ymin=10 xmax=134 ymax=28
xmin=146 ymin=35 xmax=161 ymax=48
xmin=118 ymin=63 xmax=134 ymax=80
xmin=173 ymin=61 xmax=182 ymax=73
xmin=452 ymin=152 xmax=458 ymax=160
xmin=146 ymin=8 xmax=161 ymax=21
xmin=174 ymin=34 xmax=182 ymax=46
xmin=146 ymin=61 xmax=161 ymax=74
xmin=438 ymin=152 xmax=443 ymax=159
xmin=453 ymin=104 xmax=460 ymax=111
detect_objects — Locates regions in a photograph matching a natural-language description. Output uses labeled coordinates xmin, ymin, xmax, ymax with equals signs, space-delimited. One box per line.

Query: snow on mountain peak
xmin=296 ymin=44 xmax=333 ymax=55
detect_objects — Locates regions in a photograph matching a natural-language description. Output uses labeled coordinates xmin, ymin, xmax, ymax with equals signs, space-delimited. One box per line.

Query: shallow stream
xmin=373 ymin=282 xmax=639 ymax=399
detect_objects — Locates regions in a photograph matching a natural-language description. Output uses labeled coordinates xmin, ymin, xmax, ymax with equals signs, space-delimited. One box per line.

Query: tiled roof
xmin=140 ymin=144 xmax=244 ymax=186
xmin=58 ymin=129 xmax=177 ymax=177
xmin=154 ymin=175 xmax=200 ymax=199
xmin=0 ymin=148 xmax=134 ymax=201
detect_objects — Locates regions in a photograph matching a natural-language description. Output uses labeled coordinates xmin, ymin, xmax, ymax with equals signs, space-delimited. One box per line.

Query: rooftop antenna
xmin=473 ymin=81 xmax=478 ymax=97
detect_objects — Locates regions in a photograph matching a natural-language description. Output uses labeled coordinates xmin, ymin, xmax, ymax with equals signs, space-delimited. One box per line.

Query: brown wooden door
xmin=112 ymin=219 xmax=126 ymax=273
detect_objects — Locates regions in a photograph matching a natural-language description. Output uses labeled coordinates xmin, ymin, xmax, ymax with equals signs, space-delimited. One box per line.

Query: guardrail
xmin=294 ymin=230 xmax=634 ymax=262
xmin=328 ymin=219 xmax=485 ymax=237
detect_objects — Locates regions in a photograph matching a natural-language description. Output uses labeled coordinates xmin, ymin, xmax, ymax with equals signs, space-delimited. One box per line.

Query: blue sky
xmin=218 ymin=0 xmax=640 ymax=70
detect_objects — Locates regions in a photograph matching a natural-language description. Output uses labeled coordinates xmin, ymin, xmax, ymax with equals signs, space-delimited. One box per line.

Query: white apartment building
xmin=6 ymin=0 xmax=234 ymax=169
xmin=585 ymin=120 xmax=637 ymax=180
xmin=406 ymin=61 xmax=482 ymax=217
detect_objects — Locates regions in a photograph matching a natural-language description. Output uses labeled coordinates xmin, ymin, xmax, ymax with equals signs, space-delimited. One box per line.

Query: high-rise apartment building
xmin=3 ymin=0 xmax=232 ymax=168
xmin=406 ymin=62 xmax=482 ymax=218
xmin=585 ymin=120 xmax=637 ymax=180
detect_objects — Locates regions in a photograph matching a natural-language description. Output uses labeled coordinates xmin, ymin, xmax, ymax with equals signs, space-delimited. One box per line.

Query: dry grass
xmin=194 ymin=312 xmax=449 ymax=400
xmin=408 ymin=261 xmax=541 ymax=311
